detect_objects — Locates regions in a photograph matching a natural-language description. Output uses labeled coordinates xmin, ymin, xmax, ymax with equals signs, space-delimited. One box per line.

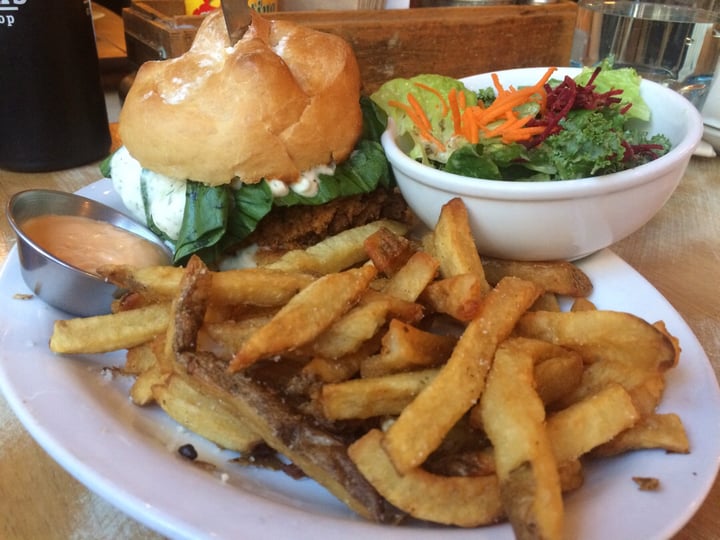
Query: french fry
xmin=153 ymin=372 xmax=262 ymax=452
xmin=432 ymin=197 xmax=490 ymax=292
xmin=199 ymin=315 xmax=275 ymax=361
xmin=99 ymin=264 xmax=182 ymax=300
xmin=383 ymin=276 xmax=542 ymax=474
xmin=531 ymin=292 xmax=561 ymax=312
xmin=534 ymin=353 xmax=585 ymax=406
xmin=547 ymin=383 xmax=640 ymax=463
xmin=309 ymin=291 xmax=422 ymax=360
xmin=421 ymin=273 xmax=486 ymax=321
xmin=591 ymin=413 xmax=690 ymax=457
xmin=163 ymin=255 xmax=212 ymax=363
xmin=50 ymin=302 xmax=171 ymax=354
xmin=553 ymin=360 xmax=666 ymax=417
xmin=128 ymin=346 xmax=168 ymax=406
xmin=286 ymin=339 xmax=380 ymax=396
xmin=318 ymin=369 xmax=438 ymax=420
xmin=265 ymin=220 xmax=408 ymax=274
xmin=468 ymin=337 xmax=581 ymax=429
xmin=123 ymin=341 xmax=158 ymax=376
xmin=348 ymin=429 xmax=504 ymax=527
xmin=363 ymin=226 xmax=416 ymax=276
xmin=381 ymin=250 xmax=439 ymax=302
xmin=360 ymin=319 xmax=457 ymax=378
xmin=208 ymin=269 xmax=314 ymax=307
xmin=557 ymin=459 xmax=584 ymax=493
xmin=100 ymin=264 xmax=315 ymax=307
xmin=479 ymin=340 xmax=564 ymax=540
xmin=515 ymin=310 xmax=677 ymax=372
xmin=229 ymin=265 xmax=377 ymax=371
xmin=482 ymin=257 xmax=593 ymax=297
xmin=571 ymin=297 xmax=597 ymax=311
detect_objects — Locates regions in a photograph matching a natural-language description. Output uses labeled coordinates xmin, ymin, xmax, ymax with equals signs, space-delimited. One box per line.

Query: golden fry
xmin=50 ymin=302 xmax=171 ymax=354
xmin=432 ymin=197 xmax=490 ymax=292
xmin=591 ymin=413 xmax=690 ymax=457
xmin=309 ymin=291 xmax=421 ymax=360
xmin=229 ymin=265 xmax=377 ymax=371
xmin=319 ymin=369 xmax=438 ymax=420
xmin=515 ymin=310 xmax=677 ymax=372
xmin=360 ymin=319 xmax=456 ymax=378
xmin=383 ymin=276 xmax=542 ymax=474
xmin=479 ymin=340 xmax=563 ymax=540
xmin=265 ymin=220 xmax=408 ymax=274
xmin=348 ymin=429 xmax=503 ymax=527
xmin=381 ymin=250 xmax=439 ymax=302
xmin=153 ymin=373 xmax=262 ymax=452
xmin=534 ymin=354 xmax=585 ymax=406
xmin=547 ymin=383 xmax=640 ymax=463
xmin=363 ymin=226 xmax=416 ymax=276
xmin=421 ymin=273 xmax=486 ymax=321
xmin=100 ymin=264 xmax=315 ymax=307
xmin=482 ymin=257 xmax=593 ymax=297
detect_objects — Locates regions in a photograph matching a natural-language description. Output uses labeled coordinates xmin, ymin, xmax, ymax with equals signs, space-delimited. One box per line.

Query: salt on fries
xmin=50 ymin=198 xmax=688 ymax=537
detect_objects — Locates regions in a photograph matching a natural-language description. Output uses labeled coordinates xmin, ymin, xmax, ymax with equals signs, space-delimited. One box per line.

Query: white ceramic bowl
xmin=382 ymin=67 xmax=704 ymax=261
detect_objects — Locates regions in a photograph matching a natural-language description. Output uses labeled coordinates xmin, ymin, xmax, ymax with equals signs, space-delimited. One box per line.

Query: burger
xmin=103 ymin=10 xmax=411 ymax=266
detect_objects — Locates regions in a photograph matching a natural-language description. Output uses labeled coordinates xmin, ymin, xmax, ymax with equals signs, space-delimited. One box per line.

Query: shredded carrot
xmin=388 ymin=99 xmax=426 ymax=131
xmin=389 ymin=94 xmax=446 ymax=151
xmin=461 ymin=108 xmax=479 ymax=144
xmin=389 ymin=67 xmax=557 ymax=151
xmin=458 ymin=90 xmax=468 ymax=110
xmin=500 ymin=125 xmax=546 ymax=143
xmin=406 ymin=93 xmax=432 ymax=132
xmin=492 ymin=73 xmax=506 ymax=97
xmin=448 ymin=88 xmax=463 ymax=136
xmin=413 ymin=82 xmax=450 ymax=116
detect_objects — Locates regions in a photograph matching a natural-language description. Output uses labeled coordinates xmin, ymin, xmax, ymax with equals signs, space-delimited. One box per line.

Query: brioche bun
xmin=118 ymin=11 xmax=362 ymax=186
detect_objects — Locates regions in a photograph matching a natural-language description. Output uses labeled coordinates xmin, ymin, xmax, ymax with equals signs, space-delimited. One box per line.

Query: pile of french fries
xmin=50 ymin=198 xmax=689 ymax=538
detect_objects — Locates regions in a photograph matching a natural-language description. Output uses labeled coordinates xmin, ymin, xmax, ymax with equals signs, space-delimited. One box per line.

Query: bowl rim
xmin=6 ymin=188 xmax=172 ymax=279
xmin=382 ymin=66 xmax=704 ymax=201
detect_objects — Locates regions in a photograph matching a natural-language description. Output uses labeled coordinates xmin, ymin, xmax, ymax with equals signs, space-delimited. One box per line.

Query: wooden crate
xmin=123 ymin=0 xmax=578 ymax=93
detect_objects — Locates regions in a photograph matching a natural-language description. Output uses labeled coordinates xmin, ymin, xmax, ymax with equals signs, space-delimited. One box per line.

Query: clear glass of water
xmin=570 ymin=0 xmax=720 ymax=110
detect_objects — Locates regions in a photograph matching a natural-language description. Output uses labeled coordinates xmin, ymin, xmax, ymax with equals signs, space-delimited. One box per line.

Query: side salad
xmin=370 ymin=60 xmax=671 ymax=181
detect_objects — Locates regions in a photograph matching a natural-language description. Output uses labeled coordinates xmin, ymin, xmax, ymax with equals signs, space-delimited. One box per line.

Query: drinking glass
xmin=571 ymin=0 xmax=720 ymax=110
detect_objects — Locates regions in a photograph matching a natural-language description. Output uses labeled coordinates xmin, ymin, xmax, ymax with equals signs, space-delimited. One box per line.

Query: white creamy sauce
xmin=144 ymin=171 xmax=187 ymax=240
xmin=110 ymin=147 xmax=186 ymax=240
xmin=110 ymin=146 xmax=145 ymax=221
xmin=289 ymin=163 xmax=335 ymax=197
xmin=266 ymin=179 xmax=289 ymax=197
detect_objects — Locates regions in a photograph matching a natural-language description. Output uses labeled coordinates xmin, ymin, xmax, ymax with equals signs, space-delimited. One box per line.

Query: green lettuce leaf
xmin=575 ymin=58 xmax=650 ymax=121
xmin=371 ymin=74 xmax=477 ymax=161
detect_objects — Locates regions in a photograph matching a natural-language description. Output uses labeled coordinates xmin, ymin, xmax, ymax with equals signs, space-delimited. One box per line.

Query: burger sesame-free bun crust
xmin=118 ymin=11 xmax=362 ymax=186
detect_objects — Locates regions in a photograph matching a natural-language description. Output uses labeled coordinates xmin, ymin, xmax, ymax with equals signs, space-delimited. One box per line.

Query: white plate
xmin=703 ymin=124 xmax=720 ymax=153
xmin=1 ymin=179 xmax=719 ymax=540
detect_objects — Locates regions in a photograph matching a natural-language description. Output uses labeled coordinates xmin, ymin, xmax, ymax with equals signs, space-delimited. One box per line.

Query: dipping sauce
xmin=21 ymin=214 xmax=170 ymax=274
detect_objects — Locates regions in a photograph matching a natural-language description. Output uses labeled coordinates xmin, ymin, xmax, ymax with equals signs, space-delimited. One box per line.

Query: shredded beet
xmin=622 ymin=140 xmax=667 ymax=163
xmin=525 ymin=67 xmax=629 ymax=148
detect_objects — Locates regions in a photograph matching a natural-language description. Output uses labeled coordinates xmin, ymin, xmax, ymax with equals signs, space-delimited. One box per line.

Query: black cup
xmin=0 ymin=0 xmax=111 ymax=172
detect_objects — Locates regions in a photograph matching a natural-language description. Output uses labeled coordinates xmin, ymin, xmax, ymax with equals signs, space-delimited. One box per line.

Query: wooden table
xmin=0 ymin=154 xmax=718 ymax=539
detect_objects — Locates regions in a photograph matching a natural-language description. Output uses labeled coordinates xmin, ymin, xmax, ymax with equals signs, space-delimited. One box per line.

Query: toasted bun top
xmin=118 ymin=11 xmax=362 ymax=186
